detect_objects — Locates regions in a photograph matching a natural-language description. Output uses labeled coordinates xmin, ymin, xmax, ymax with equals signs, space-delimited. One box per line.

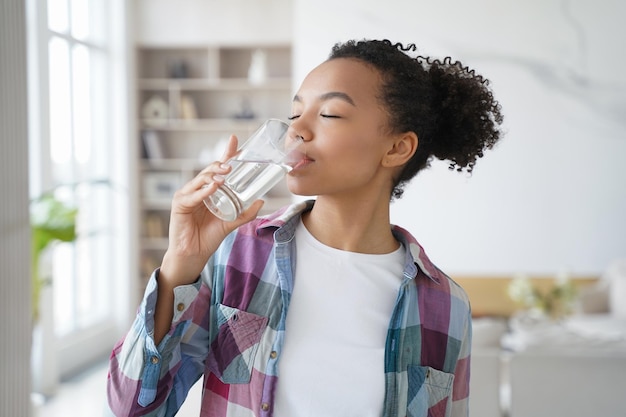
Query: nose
xmin=288 ymin=121 xmax=312 ymax=143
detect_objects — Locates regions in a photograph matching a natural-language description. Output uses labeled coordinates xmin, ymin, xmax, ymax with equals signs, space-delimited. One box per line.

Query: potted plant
xmin=30 ymin=192 xmax=78 ymax=323
xmin=30 ymin=179 xmax=113 ymax=398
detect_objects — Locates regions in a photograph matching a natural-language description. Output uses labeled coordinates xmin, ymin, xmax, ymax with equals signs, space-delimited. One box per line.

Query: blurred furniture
xmin=459 ymin=259 xmax=626 ymax=417
xmin=509 ymin=350 xmax=626 ymax=417
xmin=470 ymin=317 xmax=508 ymax=417
xmin=504 ymin=314 xmax=626 ymax=417
xmin=455 ymin=275 xmax=598 ymax=318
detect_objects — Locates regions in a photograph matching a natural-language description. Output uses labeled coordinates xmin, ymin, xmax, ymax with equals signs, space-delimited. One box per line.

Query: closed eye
xmin=288 ymin=114 xmax=341 ymax=120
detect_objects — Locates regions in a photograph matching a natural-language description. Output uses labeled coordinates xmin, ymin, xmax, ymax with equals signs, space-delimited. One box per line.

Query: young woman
xmin=107 ymin=39 xmax=503 ymax=417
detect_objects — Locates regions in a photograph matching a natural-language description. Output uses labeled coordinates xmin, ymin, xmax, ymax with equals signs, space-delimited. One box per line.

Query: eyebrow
xmin=293 ymin=91 xmax=356 ymax=106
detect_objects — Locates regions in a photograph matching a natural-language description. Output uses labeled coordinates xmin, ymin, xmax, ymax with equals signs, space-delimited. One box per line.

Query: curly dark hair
xmin=329 ymin=39 xmax=504 ymax=199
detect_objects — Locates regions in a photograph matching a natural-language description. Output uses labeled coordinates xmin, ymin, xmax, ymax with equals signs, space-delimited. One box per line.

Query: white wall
xmin=293 ymin=0 xmax=626 ymax=275
xmin=134 ymin=0 xmax=292 ymax=46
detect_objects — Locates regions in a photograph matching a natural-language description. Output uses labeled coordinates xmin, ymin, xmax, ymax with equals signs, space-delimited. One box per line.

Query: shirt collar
xmin=256 ymin=200 xmax=313 ymax=243
xmin=392 ymin=225 xmax=441 ymax=284
xmin=256 ymin=200 xmax=440 ymax=284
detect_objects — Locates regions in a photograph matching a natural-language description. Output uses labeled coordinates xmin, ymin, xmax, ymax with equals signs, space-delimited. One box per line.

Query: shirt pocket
xmin=406 ymin=365 xmax=455 ymax=417
xmin=206 ymin=303 xmax=268 ymax=384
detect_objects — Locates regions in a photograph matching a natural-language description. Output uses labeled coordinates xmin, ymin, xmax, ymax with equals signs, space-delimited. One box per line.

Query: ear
xmin=382 ymin=131 xmax=418 ymax=168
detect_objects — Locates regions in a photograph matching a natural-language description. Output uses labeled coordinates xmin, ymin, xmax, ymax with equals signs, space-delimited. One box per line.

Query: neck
xmin=303 ymin=194 xmax=399 ymax=254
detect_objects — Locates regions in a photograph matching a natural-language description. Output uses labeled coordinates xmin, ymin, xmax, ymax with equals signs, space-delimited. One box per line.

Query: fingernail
xmin=220 ymin=163 xmax=230 ymax=169
xmin=213 ymin=174 xmax=225 ymax=182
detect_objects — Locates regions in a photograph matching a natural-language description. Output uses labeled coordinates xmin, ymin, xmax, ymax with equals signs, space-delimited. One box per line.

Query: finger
xmin=180 ymin=134 xmax=240 ymax=194
xmin=220 ymin=135 xmax=240 ymax=162
xmin=197 ymin=160 xmax=230 ymax=176
xmin=179 ymin=163 xmax=229 ymax=195
xmin=171 ymin=181 xmax=220 ymax=214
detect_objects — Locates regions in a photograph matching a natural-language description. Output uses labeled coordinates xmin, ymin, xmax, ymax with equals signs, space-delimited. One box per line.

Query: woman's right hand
xmin=158 ymin=135 xmax=264 ymax=288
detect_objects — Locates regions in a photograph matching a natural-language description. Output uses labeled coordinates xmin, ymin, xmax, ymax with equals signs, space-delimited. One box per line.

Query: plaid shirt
xmin=106 ymin=201 xmax=472 ymax=417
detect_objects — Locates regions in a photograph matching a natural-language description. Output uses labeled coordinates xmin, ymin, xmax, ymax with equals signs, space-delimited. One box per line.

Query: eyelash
xmin=287 ymin=114 xmax=340 ymax=120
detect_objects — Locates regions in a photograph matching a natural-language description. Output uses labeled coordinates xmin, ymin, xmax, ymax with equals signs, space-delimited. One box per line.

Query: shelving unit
xmin=136 ymin=45 xmax=293 ymax=279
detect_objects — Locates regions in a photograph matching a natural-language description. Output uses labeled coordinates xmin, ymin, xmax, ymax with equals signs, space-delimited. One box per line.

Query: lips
xmin=286 ymin=150 xmax=314 ymax=171
xmin=292 ymin=156 xmax=314 ymax=170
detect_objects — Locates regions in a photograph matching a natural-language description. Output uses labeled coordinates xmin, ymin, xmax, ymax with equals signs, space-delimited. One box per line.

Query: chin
xmin=288 ymin=188 xmax=317 ymax=198
xmin=286 ymin=177 xmax=317 ymax=197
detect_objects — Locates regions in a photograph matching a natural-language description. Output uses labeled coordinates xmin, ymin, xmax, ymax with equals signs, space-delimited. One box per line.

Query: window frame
xmin=27 ymin=0 xmax=136 ymax=380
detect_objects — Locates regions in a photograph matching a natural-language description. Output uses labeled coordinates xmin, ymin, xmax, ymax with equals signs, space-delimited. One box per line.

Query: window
xmin=28 ymin=0 xmax=131 ymax=379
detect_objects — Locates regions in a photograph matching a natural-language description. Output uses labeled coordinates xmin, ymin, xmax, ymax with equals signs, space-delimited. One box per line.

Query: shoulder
xmin=393 ymin=224 xmax=471 ymax=310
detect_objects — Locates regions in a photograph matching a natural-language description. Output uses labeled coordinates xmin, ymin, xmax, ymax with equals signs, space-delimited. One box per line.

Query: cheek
xmin=335 ymin=138 xmax=384 ymax=171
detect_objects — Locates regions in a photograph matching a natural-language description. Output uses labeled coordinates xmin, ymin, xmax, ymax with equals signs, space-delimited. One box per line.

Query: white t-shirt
xmin=273 ymin=220 xmax=405 ymax=417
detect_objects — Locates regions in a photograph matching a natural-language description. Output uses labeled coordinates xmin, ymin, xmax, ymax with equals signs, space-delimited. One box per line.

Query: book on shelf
xmin=180 ymin=94 xmax=198 ymax=120
xmin=142 ymin=130 xmax=165 ymax=160
xmin=144 ymin=214 xmax=165 ymax=238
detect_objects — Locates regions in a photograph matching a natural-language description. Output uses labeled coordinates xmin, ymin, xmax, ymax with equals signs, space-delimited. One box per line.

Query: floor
xmin=35 ymin=360 xmax=203 ymax=416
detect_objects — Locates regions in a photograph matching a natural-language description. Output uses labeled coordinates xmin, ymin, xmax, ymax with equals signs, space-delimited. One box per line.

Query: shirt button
xmin=151 ymin=356 xmax=159 ymax=364
xmin=261 ymin=402 xmax=270 ymax=411
xmin=176 ymin=303 xmax=185 ymax=312
xmin=270 ymin=351 xmax=277 ymax=359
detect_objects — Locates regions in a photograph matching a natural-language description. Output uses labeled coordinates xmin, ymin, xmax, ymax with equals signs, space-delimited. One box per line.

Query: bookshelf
xmin=136 ymin=45 xmax=293 ymax=279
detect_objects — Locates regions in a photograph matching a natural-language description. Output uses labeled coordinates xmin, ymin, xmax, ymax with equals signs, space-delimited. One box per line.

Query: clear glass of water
xmin=203 ymin=119 xmax=303 ymax=221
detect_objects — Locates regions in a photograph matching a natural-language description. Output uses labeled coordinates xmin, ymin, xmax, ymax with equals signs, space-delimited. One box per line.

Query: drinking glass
xmin=203 ymin=119 xmax=302 ymax=221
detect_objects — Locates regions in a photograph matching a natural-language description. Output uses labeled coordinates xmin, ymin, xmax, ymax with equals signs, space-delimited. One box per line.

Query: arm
xmin=106 ymin=270 xmax=207 ymax=416
xmin=153 ymin=135 xmax=264 ymax=346
xmin=106 ymin=135 xmax=264 ymax=416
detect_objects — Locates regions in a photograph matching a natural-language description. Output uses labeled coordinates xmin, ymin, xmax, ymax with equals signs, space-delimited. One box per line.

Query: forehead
xmin=295 ymin=58 xmax=382 ymax=104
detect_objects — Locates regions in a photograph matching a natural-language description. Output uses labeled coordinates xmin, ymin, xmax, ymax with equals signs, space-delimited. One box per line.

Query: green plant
xmin=30 ymin=193 xmax=77 ymax=323
xmin=507 ymin=276 xmax=578 ymax=319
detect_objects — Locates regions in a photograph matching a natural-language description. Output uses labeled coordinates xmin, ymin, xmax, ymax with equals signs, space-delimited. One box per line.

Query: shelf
xmin=140 ymin=158 xmax=205 ymax=171
xmin=141 ymin=238 xmax=170 ymax=251
xmin=140 ymin=118 xmax=267 ymax=131
xmin=142 ymin=199 xmax=175 ymax=210
xmin=139 ymin=88 xmax=291 ymax=123
xmin=135 ymin=44 xmax=293 ymax=284
xmin=138 ymin=45 xmax=291 ymax=79
xmin=138 ymin=77 xmax=291 ymax=91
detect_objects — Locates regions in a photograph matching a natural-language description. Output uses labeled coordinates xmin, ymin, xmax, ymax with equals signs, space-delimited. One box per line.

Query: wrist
xmin=159 ymin=252 xmax=205 ymax=287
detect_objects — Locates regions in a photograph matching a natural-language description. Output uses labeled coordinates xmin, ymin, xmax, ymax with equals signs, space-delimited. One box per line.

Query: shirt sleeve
xmin=105 ymin=268 xmax=210 ymax=417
